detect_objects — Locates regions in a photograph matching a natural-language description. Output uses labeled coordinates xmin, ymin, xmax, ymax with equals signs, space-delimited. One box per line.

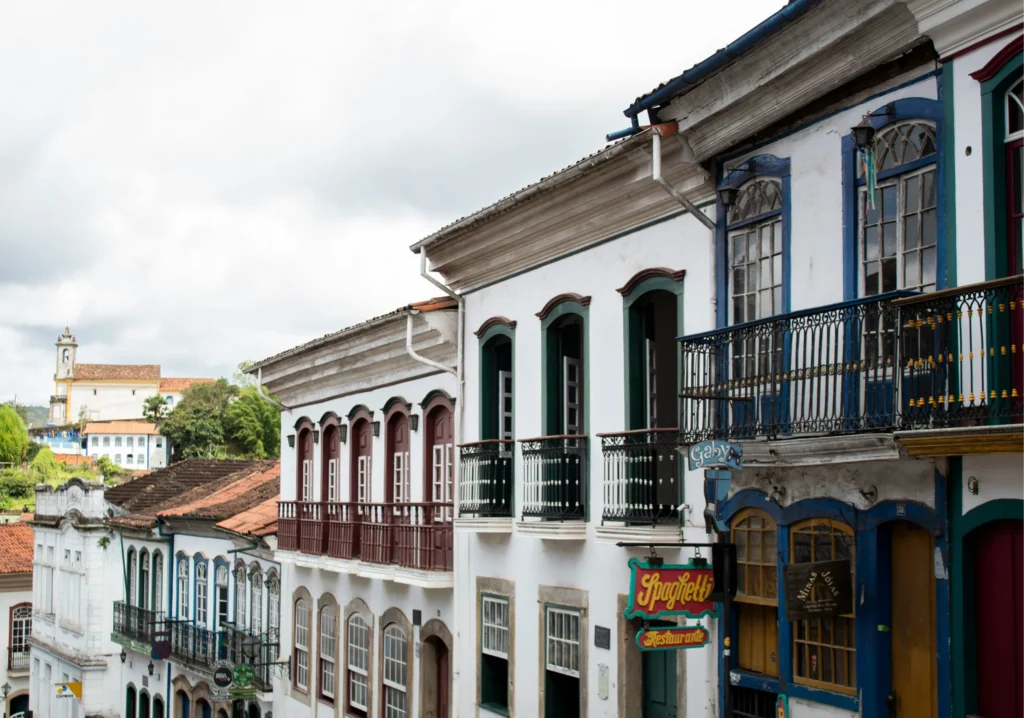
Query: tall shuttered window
xmin=481 ymin=596 xmax=510 ymax=710
xmin=294 ymin=599 xmax=310 ymax=691
xmin=732 ymin=509 xmax=779 ymax=677
xmin=383 ymin=625 xmax=408 ymax=718
xmin=320 ymin=606 xmax=337 ymax=702
xmin=347 ymin=614 xmax=370 ymax=715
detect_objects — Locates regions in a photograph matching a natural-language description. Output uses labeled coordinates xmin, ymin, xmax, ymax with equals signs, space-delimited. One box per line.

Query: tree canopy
xmin=142 ymin=395 xmax=169 ymax=422
xmin=0 ymin=405 xmax=28 ymax=464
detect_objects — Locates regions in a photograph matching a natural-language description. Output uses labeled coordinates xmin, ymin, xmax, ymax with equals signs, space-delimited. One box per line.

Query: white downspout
xmin=255 ymin=367 xmax=291 ymax=413
xmin=405 ymin=311 xmax=458 ymax=376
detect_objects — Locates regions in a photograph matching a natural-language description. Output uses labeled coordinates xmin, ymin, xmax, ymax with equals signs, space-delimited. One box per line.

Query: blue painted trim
xmin=212 ymin=557 xmax=229 ymax=631
xmin=715 ymin=154 xmax=792 ymax=328
xmin=623 ymin=0 xmax=826 ymax=118
xmin=174 ymin=551 xmax=189 ymax=620
xmin=841 ymin=96 xmax=946 ymax=301
xmin=192 ymin=553 xmax=209 ymax=626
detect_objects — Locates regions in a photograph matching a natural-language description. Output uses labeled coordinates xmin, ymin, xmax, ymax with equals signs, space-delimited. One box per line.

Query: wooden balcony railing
xmin=679 ymin=276 xmax=1023 ymax=443
xmin=113 ymin=601 xmax=165 ymax=645
xmin=278 ymin=501 xmax=453 ymax=572
xmin=519 ymin=435 xmax=587 ymax=521
xmin=458 ymin=440 xmax=514 ymax=518
xmin=598 ymin=428 xmax=681 ymax=525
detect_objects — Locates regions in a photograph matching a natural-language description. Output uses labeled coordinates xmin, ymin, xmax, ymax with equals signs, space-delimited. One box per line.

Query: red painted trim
xmin=616 ymin=268 xmax=687 ymax=296
xmin=318 ymin=412 xmax=340 ymax=429
xmin=473 ymin=316 xmax=517 ymax=337
xmin=940 ymin=23 xmax=1021 ymax=64
xmin=535 ymin=293 xmax=592 ymax=319
xmin=969 ymin=33 xmax=1024 ymax=82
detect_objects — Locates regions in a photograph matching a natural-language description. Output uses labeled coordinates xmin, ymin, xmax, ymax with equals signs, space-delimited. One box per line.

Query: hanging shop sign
xmin=213 ymin=662 xmax=234 ymax=689
xmin=687 ymin=440 xmax=743 ymax=471
xmin=151 ymin=630 xmax=171 ymax=660
xmin=624 ymin=558 xmax=716 ymax=620
xmin=783 ymin=559 xmax=853 ymax=620
xmin=635 ymin=625 xmax=710 ymax=652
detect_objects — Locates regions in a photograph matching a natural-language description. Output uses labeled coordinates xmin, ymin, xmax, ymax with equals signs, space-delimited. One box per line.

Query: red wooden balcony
xmin=278 ymin=501 xmax=453 ymax=572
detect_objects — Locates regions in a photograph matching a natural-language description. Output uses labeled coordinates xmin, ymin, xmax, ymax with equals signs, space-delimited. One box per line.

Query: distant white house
xmin=82 ymin=420 xmax=169 ymax=470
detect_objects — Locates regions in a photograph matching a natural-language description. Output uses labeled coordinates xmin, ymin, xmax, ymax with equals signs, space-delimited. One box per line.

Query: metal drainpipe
xmin=255 ymin=367 xmax=291 ymax=413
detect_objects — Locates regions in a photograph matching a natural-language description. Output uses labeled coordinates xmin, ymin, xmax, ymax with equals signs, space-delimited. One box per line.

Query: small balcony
xmin=169 ymin=621 xmax=220 ymax=671
xmin=8 ymin=646 xmax=29 ymax=673
xmin=113 ymin=601 xmax=165 ymax=647
xmin=221 ymin=624 xmax=279 ymax=693
xmin=517 ymin=435 xmax=587 ymax=539
xmin=597 ymin=429 xmax=682 ymax=542
xmin=278 ymin=501 xmax=453 ymax=587
xmin=679 ymin=276 xmax=1023 ymax=460
xmin=457 ymin=440 xmax=514 ymax=530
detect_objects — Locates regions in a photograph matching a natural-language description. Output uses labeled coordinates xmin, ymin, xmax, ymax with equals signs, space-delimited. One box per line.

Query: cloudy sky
xmin=1 ymin=0 xmax=775 ymax=405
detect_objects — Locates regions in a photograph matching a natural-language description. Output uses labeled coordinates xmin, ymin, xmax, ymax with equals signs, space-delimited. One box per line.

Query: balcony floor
xmin=515 ymin=519 xmax=587 ymax=540
xmin=454 ymin=517 xmax=513 ymax=533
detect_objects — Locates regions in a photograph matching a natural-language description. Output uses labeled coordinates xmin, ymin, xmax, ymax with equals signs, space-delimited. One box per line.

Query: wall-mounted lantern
xmin=286 ymin=434 xmax=295 ymax=449
xmin=372 ymin=421 xmax=381 ymax=438
xmin=410 ymin=415 xmax=420 ymax=432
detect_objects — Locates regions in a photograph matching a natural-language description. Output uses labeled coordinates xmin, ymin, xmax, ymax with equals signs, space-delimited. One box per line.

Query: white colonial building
xmin=0 ymin=522 xmax=35 ymax=718
xmin=250 ymin=299 xmax=459 ymax=718
xmin=48 ymin=327 xmax=213 ymax=425
xmin=83 ymin=420 xmax=170 ymax=471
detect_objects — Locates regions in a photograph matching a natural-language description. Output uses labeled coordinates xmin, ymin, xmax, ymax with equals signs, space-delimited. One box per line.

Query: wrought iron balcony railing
xmin=679 ymin=276 xmax=1023 ymax=443
xmin=8 ymin=646 xmax=29 ymax=672
xmin=221 ymin=623 xmax=279 ymax=692
xmin=519 ymin=435 xmax=587 ymax=521
xmin=113 ymin=601 xmax=165 ymax=645
xmin=599 ymin=429 xmax=681 ymax=525
xmin=170 ymin=620 xmax=220 ymax=670
xmin=458 ymin=440 xmax=514 ymax=518
xmin=278 ymin=501 xmax=454 ymax=572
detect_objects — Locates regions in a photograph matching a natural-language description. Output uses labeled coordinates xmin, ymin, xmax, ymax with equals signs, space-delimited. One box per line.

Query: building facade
xmin=0 ymin=522 xmax=35 ymax=718
xmin=83 ymin=420 xmax=170 ymax=471
xmin=48 ymin=327 xmax=213 ymax=425
xmin=251 ymin=300 xmax=459 ymax=718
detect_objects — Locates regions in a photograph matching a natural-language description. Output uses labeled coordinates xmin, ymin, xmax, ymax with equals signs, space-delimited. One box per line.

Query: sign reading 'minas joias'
xmin=624 ymin=558 xmax=717 ymax=620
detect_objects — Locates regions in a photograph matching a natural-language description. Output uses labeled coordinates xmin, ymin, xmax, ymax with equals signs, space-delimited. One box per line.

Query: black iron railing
xmin=458 ymin=440 xmax=514 ymax=517
xmin=8 ymin=646 xmax=29 ymax=671
xmin=599 ymin=429 xmax=681 ymax=525
xmin=221 ymin=624 xmax=279 ymax=692
xmin=113 ymin=601 xmax=165 ymax=645
xmin=519 ymin=435 xmax=586 ymax=520
xmin=170 ymin=621 xmax=219 ymax=670
xmin=680 ymin=276 xmax=1023 ymax=443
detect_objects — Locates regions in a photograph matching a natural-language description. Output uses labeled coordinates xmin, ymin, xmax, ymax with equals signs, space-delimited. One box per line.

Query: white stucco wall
xmin=961 ymin=452 xmax=1024 ymax=514
xmin=69 ymin=381 xmax=159 ymax=423
xmin=86 ymin=432 xmax=161 ymax=470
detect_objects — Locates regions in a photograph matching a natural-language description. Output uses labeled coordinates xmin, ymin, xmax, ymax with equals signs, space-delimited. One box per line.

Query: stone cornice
xmin=473 ymin=317 xmax=517 ymax=338
xmin=535 ymin=293 xmax=592 ymax=319
xmin=616 ymin=268 xmax=687 ymax=296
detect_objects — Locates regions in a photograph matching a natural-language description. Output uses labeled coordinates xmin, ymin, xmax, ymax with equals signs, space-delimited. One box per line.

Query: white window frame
xmin=268 ymin=575 xmax=280 ymax=637
xmin=1008 ymin=77 xmax=1024 ymax=142
xmin=383 ymin=625 xmax=408 ymax=718
xmin=301 ymin=459 xmax=313 ymax=501
xmin=499 ymin=370 xmax=513 ymax=441
xmin=250 ymin=570 xmax=263 ymax=634
xmin=195 ymin=562 xmax=208 ymax=627
xmin=294 ymin=599 xmax=310 ymax=691
xmin=545 ymin=606 xmax=581 ymax=678
xmin=216 ymin=565 xmax=229 ymax=627
xmin=234 ymin=565 xmax=247 ymax=628
xmin=347 ymin=614 xmax=370 ymax=711
xmin=139 ymin=551 xmax=150 ymax=610
xmin=177 ymin=559 xmax=189 ymax=619
xmin=128 ymin=550 xmax=137 ymax=607
xmin=11 ymin=604 xmax=31 ymax=659
xmin=482 ymin=596 xmax=510 ymax=659
xmin=431 ymin=443 xmax=453 ymax=505
xmin=357 ymin=456 xmax=371 ymax=504
xmin=153 ymin=553 xmax=163 ymax=612
xmin=327 ymin=458 xmax=340 ymax=503
xmin=320 ymin=607 xmax=337 ymax=700
xmin=393 ymin=450 xmax=410 ymax=504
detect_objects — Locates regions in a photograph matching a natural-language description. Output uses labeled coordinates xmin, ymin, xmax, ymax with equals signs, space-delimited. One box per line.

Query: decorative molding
xmin=594 ymin=524 xmax=682 ymax=544
xmin=740 ymin=434 xmax=903 ymax=465
xmin=515 ymin=520 xmax=587 ymax=540
xmin=896 ymin=425 xmax=1023 ymax=456
xmin=473 ymin=316 xmax=518 ymax=337
xmin=454 ymin=517 xmax=514 ymax=534
xmin=616 ymin=268 xmax=687 ymax=296
xmin=381 ymin=396 xmax=413 ymax=415
xmin=419 ymin=388 xmax=456 ymax=409
xmin=535 ymin=293 xmax=592 ymax=319
xmin=318 ymin=411 xmax=340 ymax=427
xmin=293 ymin=416 xmax=315 ymax=431
xmin=969 ymin=34 xmax=1023 ymax=82
xmin=393 ymin=567 xmax=454 ymax=589
xmin=346 ymin=404 xmax=374 ymax=421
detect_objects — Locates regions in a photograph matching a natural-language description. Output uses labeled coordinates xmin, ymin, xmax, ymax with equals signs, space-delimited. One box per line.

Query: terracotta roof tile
xmin=0 ymin=523 xmax=34 ymax=574
xmin=155 ymin=461 xmax=280 ymax=521
xmin=83 ymin=420 xmax=160 ymax=435
xmin=74 ymin=364 xmax=161 ymax=381
xmin=217 ymin=495 xmax=280 ymax=537
xmin=159 ymin=377 xmax=215 ymax=392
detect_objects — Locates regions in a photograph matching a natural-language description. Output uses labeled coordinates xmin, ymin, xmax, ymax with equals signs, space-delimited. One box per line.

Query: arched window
xmin=234 ymin=564 xmax=247 ymax=628
xmin=126 ymin=685 xmax=138 ymax=718
xmin=790 ymin=518 xmax=856 ymax=694
xmin=1006 ymin=77 xmax=1023 ymax=275
xmin=294 ymin=598 xmax=311 ymax=691
xmin=127 ymin=549 xmax=138 ymax=607
xmin=732 ymin=509 xmax=779 ymax=677
xmin=859 ymin=121 xmax=938 ymax=296
xmin=728 ymin=177 xmax=784 ymax=330
xmin=153 ymin=695 xmax=165 ymax=718
xmin=152 ymin=552 xmax=163 ymax=612
xmin=216 ymin=565 xmax=229 ymax=628
xmin=297 ymin=424 xmax=314 ymax=502
xmin=177 ymin=557 xmax=189 ymax=619
xmin=9 ymin=602 xmax=31 ymax=670
xmin=386 ymin=407 xmax=411 ymax=505
xmin=322 ymin=419 xmax=341 ymax=503
xmin=268 ymin=573 xmax=281 ymax=638
xmin=347 ymin=614 xmax=370 ymax=713
xmin=320 ymin=606 xmax=338 ymax=703
xmin=195 ymin=561 xmax=208 ymax=627
xmin=139 ymin=550 xmax=150 ymax=610
xmin=383 ymin=624 xmax=408 ymax=718
xmin=250 ymin=569 xmax=263 ymax=634
xmin=350 ymin=415 xmax=372 ymax=505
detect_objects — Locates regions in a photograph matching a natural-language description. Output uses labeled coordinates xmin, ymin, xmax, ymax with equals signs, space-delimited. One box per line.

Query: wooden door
xmin=321 ymin=425 xmax=339 ymax=502
xmin=642 ymin=644 xmax=678 ymax=718
xmin=427 ymin=406 xmax=454 ymax=568
xmin=298 ymin=429 xmax=313 ymax=501
xmin=388 ymin=414 xmax=410 ymax=504
xmin=973 ymin=519 xmax=1024 ymax=718
xmin=351 ymin=420 xmax=371 ymax=504
xmin=437 ymin=638 xmax=450 ymax=718
xmin=890 ymin=521 xmax=937 ymax=717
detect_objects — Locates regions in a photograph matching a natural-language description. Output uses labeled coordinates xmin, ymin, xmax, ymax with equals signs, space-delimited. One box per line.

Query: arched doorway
xmin=420 ymin=620 xmax=453 ymax=718
xmin=968 ymin=518 xmax=1023 ymax=718
xmin=126 ymin=686 xmax=138 ymax=718
xmin=9 ymin=694 xmax=28 ymax=717
xmin=247 ymin=702 xmax=262 ymax=718
xmin=350 ymin=416 xmax=372 ymax=505
xmin=175 ymin=689 xmax=190 ymax=718
xmin=195 ymin=698 xmax=212 ymax=718
xmin=153 ymin=696 xmax=165 ymax=718
xmin=321 ymin=420 xmax=340 ymax=502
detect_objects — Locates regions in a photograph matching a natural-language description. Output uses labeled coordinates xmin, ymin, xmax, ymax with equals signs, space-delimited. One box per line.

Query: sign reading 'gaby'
xmin=624 ymin=557 xmax=717 ymax=620
xmin=635 ymin=625 xmax=710 ymax=652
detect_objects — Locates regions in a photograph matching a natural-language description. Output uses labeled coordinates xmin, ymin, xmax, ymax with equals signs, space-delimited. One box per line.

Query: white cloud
xmin=0 ymin=0 xmax=780 ymax=405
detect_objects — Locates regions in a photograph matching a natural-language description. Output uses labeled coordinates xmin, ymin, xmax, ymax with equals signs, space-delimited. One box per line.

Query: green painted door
xmin=643 ymin=648 xmax=678 ymax=718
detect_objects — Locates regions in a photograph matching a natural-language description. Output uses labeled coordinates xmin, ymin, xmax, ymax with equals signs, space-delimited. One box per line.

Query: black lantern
xmin=313 ymin=429 xmax=320 ymax=444
xmin=120 ymin=648 xmax=127 ymax=664
xmin=409 ymin=414 xmax=419 ymax=432
xmin=852 ymin=122 xmax=876 ymax=150
xmin=286 ymin=434 xmax=295 ymax=449
xmin=148 ymin=660 xmax=155 ymax=676
xmin=372 ymin=421 xmax=381 ymax=438
xmin=718 ymin=186 xmax=739 ymax=209
xmin=339 ymin=424 xmax=348 ymax=444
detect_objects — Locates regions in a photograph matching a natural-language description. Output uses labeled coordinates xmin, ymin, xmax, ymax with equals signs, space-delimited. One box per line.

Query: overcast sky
xmin=1 ymin=1 xmax=776 ymax=405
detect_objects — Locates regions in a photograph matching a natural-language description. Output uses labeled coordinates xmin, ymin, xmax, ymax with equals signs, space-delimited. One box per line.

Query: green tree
xmin=159 ymin=379 xmax=237 ymax=458
xmin=95 ymin=455 xmax=125 ymax=484
xmin=0 ymin=405 xmax=28 ymax=464
xmin=2 ymin=401 xmax=28 ymax=425
xmin=143 ymin=395 xmax=169 ymax=422
xmin=226 ymin=386 xmax=280 ymax=458
xmin=232 ymin=360 xmax=256 ymax=388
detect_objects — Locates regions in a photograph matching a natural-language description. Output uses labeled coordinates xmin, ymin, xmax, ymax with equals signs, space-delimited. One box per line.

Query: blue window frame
xmin=842 ymin=97 xmax=945 ymax=301
xmin=193 ymin=554 xmax=209 ymax=627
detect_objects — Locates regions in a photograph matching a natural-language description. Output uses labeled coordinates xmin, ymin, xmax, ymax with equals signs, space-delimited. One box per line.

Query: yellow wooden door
xmin=890 ymin=521 xmax=937 ymax=717
xmin=737 ymin=603 xmax=779 ymax=677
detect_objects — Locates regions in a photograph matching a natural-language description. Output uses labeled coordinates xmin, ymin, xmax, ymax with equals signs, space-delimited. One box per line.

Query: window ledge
xmin=454 ymin=517 xmax=513 ymax=533
xmin=594 ymin=523 xmax=681 ymax=544
xmin=479 ymin=702 xmax=510 ymax=717
xmin=354 ymin=562 xmax=396 ymax=581
xmin=393 ymin=567 xmax=453 ymax=589
xmin=515 ymin=520 xmax=587 ymax=540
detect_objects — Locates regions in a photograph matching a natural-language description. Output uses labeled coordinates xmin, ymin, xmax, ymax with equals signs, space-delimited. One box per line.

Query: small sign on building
xmin=783 ymin=560 xmax=853 ymax=620
xmin=635 ymin=625 xmax=710 ymax=651
xmin=624 ymin=557 xmax=716 ymax=621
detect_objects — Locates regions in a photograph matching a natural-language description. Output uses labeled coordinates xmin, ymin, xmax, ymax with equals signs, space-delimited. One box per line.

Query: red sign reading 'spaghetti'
xmin=624 ymin=558 xmax=716 ymax=620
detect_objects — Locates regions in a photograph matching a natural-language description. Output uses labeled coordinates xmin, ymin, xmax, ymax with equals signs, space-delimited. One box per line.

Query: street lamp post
xmin=2 ymin=680 xmax=12 ymax=718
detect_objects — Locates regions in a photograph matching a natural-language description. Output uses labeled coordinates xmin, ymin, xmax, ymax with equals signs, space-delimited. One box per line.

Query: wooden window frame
xmin=349 ymin=411 xmax=373 ymax=505
xmin=347 ymin=612 xmax=371 ymax=715
xmin=384 ymin=401 xmax=412 ymax=505
xmin=423 ymin=394 xmax=455 ymax=508
xmin=319 ymin=605 xmax=338 ymax=704
xmin=293 ymin=598 xmax=311 ymax=693
xmin=382 ymin=623 xmax=409 ymax=718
